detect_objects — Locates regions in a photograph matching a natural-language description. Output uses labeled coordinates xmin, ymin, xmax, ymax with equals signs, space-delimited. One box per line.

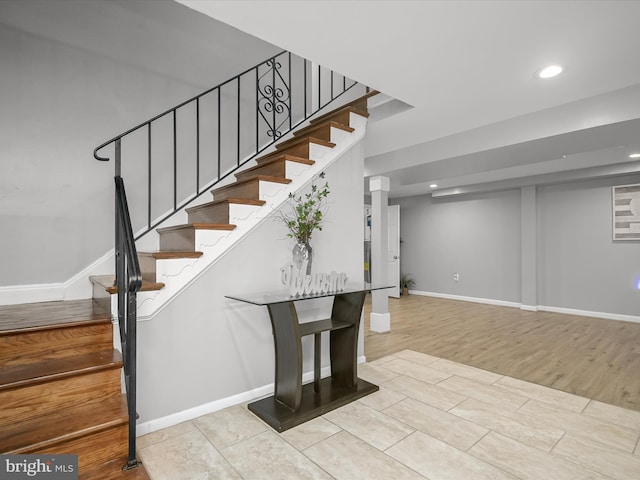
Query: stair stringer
xmin=111 ymin=113 xmax=368 ymax=321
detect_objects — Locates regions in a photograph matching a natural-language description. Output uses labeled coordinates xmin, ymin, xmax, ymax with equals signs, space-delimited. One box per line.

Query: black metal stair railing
xmin=114 ymin=168 xmax=142 ymax=471
xmin=94 ymin=49 xmax=363 ymax=470
xmin=94 ymin=50 xmax=362 ymax=240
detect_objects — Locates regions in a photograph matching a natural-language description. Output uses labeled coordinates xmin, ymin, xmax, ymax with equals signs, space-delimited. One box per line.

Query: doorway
xmin=364 ymin=204 xmax=400 ymax=297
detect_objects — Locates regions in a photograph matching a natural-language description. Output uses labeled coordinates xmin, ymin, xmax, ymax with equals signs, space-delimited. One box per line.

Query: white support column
xmin=369 ymin=176 xmax=391 ymax=332
xmin=521 ymin=186 xmax=538 ymax=310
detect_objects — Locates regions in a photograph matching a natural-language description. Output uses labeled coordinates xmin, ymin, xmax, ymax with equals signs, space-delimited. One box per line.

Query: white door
xmin=388 ymin=205 xmax=400 ymax=298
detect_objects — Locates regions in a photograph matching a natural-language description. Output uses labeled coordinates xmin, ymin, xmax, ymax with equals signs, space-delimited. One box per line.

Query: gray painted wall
xmin=136 ymin=142 xmax=365 ymax=423
xmin=393 ymin=175 xmax=640 ymax=316
xmin=0 ymin=0 xmax=280 ymax=286
xmin=393 ymin=190 xmax=522 ymax=303
xmin=538 ymin=175 xmax=640 ymax=316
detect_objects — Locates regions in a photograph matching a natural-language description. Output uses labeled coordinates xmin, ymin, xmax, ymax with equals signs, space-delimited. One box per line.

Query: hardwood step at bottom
xmin=0 ymin=349 xmax=123 ymax=391
xmin=0 ymin=321 xmax=113 ymax=368
xmin=157 ymin=223 xmax=236 ymax=252
xmin=52 ymin=422 xmax=129 ymax=472
xmin=0 ymin=395 xmax=128 ymax=453
xmin=0 ymin=352 xmax=122 ymax=427
xmin=80 ymin=457 xmax=151 ymax=480
xmin=0 ymin=299 xmax=111 ymax=335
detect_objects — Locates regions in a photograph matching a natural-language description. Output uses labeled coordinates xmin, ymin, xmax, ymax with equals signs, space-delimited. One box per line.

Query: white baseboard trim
xmin=136 ymin=354 xmax=368 ymax=436
xmin=0 ymin=283 xmax=65 ymax=305
xmin=135 ymin=382 xmax=273 ymax=437
xmin=537 ymin=305 xmax=640 ymax=324
xmin=410 ymin=290 xmax=640 ymax=324
xmin=0 ymin=249 xmax=114 ymax=306
xmin=410 ymin=290 xmax=521 ymax=309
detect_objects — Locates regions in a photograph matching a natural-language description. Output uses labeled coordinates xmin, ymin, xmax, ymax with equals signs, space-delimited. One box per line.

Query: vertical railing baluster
xmin=196 ymin=98 xmax=200 ymax=195
xmin=173 ymin=109 xmax=177 ymax=210
xmin=331 ymin=70 xmax=334 ymax=100
xmin=115 ymin=138 xmax=122 ymax=178
xmin=255 ymin=67 xmax=259 ymax=152
xmin=147 ymin=123 xmax=152 ymax=230
xmin=288 ymin=52 xmax=292 ymax=131
xmin=318 ymin=64 xmax=321 ymax=111
xmin=271 ymin=57 xmax=276 ymax=138
xmin=217 ymin=88 xmax=221 ymax=180
xmin=237 ymin=76 xmax=241 ymax=167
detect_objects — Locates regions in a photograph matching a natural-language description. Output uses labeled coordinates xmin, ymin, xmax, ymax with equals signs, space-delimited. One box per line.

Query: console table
xmin=226 ymin=284 xmax=391 ymax=432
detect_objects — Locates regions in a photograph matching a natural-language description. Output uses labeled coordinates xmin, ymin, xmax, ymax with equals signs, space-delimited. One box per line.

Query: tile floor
xmin=137 ymin=350 xmax=640 ymax=479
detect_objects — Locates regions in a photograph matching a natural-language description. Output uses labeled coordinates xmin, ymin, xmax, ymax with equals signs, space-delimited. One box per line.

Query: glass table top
xmin=225 ymin=283 xmax=393 ymax=306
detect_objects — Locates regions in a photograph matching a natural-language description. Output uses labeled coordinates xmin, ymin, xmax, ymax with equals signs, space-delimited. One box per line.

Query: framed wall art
xmin=612 ymin=184 xmax=640 ymax=241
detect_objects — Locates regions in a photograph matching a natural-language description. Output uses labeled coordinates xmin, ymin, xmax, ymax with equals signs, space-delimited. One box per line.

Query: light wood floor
xmin=364 ymin=294 xmax=640 ymax=411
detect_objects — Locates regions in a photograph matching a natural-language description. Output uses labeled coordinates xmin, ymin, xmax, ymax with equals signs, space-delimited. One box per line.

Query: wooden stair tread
xmin=293 ymin=120 xmax=355 ymax=137
xmin=212 ymin=175 xmax=292 ymax=192
xmin=156 ymin=223 xmax=237 ymax=234
xmin=0 ymin=349 xmax=122 ymax=391
xmin=310 ymin=105 xmax=369 ymax=125
xmin=186 ymin=197 xmax=266 ymax=214
xmin=275 ymin=135 xmax=335 ymax=151
xmin=90 ymin=275 xmax=165 ymax=294
xmin=310 ymin=90 xmax=378 ymax=125
xmin=80 ymin=457 xmax=151 ymax=480
xmin=0 ymin=395 xmax=128 ymax=453
xmin=138 ymin=251 xmax=204 ymax=260
xmin=255 ymin=152 xmax=314 ymax=166
xmin=0 ymin=299 xmax=111 ymax=335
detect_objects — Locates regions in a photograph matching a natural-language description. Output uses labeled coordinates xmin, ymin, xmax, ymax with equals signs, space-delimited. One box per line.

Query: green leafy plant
xmin=280 ymin=174 xmax=330 ymax=243
xmin=400 ymin=273 xmax=416 ymax=289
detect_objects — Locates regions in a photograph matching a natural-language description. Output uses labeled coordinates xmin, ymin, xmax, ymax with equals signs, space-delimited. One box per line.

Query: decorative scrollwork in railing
xmin=257 ymin=58 xmax=291 ymax=139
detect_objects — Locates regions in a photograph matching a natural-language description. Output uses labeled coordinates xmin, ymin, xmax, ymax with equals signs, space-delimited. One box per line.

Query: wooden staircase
xmin=90 ymin=91 xmax=375 ymax=298
xmin=0 ymin=91 xmax=375 ymax=479
xmin=0 ymin=299 xmax=150 ymax=479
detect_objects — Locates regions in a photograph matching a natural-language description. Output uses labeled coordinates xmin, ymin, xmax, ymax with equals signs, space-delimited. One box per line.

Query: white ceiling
xmin=178 ymin=0 xmax=640 ymax=197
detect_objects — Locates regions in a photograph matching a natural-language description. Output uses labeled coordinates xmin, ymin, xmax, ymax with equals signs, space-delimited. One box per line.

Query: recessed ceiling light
xmin=629 ymin=153 xmax=640 ymax=159
xmin=537 ymin=64 xmax=563 ymax=79
xmin=430 ymin=184 xmax=438 ymax=188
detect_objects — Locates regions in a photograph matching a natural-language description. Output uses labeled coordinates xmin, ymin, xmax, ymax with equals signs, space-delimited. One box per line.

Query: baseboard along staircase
xmin=0 ymin=46 xmax=376 ymax=477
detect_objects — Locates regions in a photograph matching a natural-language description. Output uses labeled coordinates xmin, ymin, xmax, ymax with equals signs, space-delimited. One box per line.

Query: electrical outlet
xmin=453 ymin=273 xmax=459 ymax=282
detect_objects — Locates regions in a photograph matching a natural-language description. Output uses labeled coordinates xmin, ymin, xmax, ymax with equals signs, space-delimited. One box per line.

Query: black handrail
xmin=96 ymin=49 xmax=363 ymax=472
xmin=115 ymin=169 xmax=142 ymax=470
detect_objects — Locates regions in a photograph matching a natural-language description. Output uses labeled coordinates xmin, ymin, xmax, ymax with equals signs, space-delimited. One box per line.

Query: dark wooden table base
xmin=249 ymin=377 xmax=378 ymax=432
